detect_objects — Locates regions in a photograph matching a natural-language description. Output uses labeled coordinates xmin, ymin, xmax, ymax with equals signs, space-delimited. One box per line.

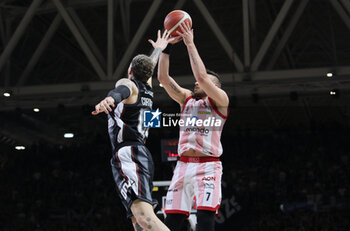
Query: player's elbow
xmin=157 ymin=73 xmax=168 ymax=84
xmin=157 ymin=75 xmax=164 ymax=83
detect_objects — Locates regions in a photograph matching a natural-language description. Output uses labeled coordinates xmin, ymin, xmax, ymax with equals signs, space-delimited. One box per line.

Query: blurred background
xmin=0 ymin=0 xmax=349 ymax=230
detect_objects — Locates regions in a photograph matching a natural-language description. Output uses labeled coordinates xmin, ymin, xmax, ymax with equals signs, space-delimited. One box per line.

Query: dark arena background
xmin=1 ymin=0 xmax=350 ymax=230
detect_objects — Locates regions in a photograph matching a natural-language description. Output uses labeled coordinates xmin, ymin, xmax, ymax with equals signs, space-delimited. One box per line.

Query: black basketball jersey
xmin=108 ymin=79 xmax=153 ymax=152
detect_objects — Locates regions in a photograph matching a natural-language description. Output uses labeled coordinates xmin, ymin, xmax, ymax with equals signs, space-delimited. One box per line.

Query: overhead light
xmin=3 ymin=90 xmax=12 ymax=97
xmin=330 ymin=89 xmax=339 ymax=97
xmin=15 ymin=146 xmax=26 ymax=150
xmin=33 ymin=108 xmax=40 ymax=112
xmin=326 ymin=72 xmax=333 ymax=78
xmin=64 ymin=133 xmax=74 ymax=138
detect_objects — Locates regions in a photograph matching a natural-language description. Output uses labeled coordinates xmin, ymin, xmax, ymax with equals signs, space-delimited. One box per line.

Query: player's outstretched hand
xmin=148 ymin=29 xmax=177 ymax=51
xmin=91 ymin=96 xmax=115 ymax=115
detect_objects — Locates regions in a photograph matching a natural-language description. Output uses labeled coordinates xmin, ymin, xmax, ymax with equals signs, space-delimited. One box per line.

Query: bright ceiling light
xmin=64 ymin=133 xmax=74 ymax=138
xmin=15 ymin=146 xmax=26 ymax=150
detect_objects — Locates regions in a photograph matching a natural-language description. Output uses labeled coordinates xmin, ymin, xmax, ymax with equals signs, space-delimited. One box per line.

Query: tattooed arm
xmin=158 ymin=52 xmax=192 ymax=106
xmin=176 ymin=22 xmax=229 ymax=108
xmin=147 ymin=30 xmax=174 ymax=88
xmin=134 ymin=223 xmax=144 ymax=231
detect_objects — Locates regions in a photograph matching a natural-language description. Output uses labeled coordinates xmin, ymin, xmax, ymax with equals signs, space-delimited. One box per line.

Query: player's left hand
xmin=169 ymin=35 xmax=182 ymax=44
xmin=176 ymin=21 xmax=193 ymax=46
xmin=91 ymin=96 xmax=115 ymax=115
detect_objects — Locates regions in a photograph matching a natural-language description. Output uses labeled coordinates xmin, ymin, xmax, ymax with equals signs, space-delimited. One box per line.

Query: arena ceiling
xmin=0 ymin=0 xmax=349 ymax=147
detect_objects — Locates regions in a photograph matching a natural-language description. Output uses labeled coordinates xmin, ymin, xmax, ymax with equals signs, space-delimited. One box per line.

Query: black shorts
xmin=111 ymin=145 xmax=157 ymax=218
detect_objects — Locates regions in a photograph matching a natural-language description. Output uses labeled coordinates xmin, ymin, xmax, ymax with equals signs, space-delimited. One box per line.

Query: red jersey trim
xmin=179 ymin=156 xmax=220 ymax=163
xmin=181 ymin=96 xmax=192 ymax=114
xmin=164 ymin=209 xmax=190 ymax=217
xmin=197 ymin=204 xmax=220 ymax=211
xmin=208 ymin=97 xmax=229 ymax=119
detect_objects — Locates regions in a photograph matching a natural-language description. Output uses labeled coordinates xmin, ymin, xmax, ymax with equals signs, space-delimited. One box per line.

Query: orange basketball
xmin=164 ymin=10 xmax=192 ymax=37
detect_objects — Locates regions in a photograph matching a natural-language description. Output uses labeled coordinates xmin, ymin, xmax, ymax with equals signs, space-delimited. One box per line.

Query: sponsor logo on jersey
xmin=144 ymin=90 xmax=154 ymax=97
xmin=202 ymin=176 xmax=216 ymax=181
xmin=204 ymin=183 xmax=215 ymax=189
xmin=141 ymin=97 xmax=153 ymax=108
xmin=185 ymin=127 xmax=210 ymax=134
xmin=166 ymin=199 xmax=173 ymax=205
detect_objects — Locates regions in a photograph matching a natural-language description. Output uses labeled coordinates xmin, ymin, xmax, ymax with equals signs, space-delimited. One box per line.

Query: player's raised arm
xmin=177 ymin=22 xmax=229 ymax=108
xmin=91 ymin=78 xmax=136 ymax=115
xmin=157 ymin=40 xmax=192 ymax=106
xmin=147 ymin=29 xmax=174 ymax=88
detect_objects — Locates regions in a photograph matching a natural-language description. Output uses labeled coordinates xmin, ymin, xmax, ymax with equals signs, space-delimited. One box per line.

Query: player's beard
xmin=192 ymin=90 xmax=207 ymax=100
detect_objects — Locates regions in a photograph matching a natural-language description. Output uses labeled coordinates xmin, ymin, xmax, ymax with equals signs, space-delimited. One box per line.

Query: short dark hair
xmin=131 ymin=54 xmax=155 ymax=82
xmin=206 ymin=69 xmax=221 ymax=87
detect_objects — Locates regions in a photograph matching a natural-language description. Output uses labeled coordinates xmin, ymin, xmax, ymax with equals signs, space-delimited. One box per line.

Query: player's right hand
xmin=91 ymin=96 xmax=115 ymax=115
xmin=177 ymin=21 xmax=194 ymax=46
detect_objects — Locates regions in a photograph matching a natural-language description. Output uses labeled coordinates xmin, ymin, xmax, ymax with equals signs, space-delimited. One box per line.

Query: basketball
xmin=164 ymin=10 xmax=192 ymax=37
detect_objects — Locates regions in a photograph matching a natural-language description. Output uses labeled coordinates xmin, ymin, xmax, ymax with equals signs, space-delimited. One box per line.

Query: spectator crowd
xmin=0 ymin=124 xmax=349 ymax=230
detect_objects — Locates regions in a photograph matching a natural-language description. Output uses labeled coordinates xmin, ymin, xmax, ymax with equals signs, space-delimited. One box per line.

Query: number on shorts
xmin=206 ymin=192 xmax=211 ymax=201
xmin=121 ymin=181 xmax=131 ymax=200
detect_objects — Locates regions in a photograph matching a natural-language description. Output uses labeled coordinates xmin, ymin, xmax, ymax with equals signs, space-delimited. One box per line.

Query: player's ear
xmin=127 ymin=63 xmax=133 ymax=76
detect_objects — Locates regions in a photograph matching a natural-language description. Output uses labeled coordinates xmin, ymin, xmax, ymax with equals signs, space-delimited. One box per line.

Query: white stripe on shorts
xmin=181 ymin=162 xmax=196 ymax=211
xmin=203 ymin=162 xmax=214 ymax=207
xmin=117 ymin=146 xmax=139 ymax=196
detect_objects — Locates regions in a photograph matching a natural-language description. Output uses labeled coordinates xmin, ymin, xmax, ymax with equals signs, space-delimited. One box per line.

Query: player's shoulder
xmin=115 ymin=78 xmax=137 ymax=90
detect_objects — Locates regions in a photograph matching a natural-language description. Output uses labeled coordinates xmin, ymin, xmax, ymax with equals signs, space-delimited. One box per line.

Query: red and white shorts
xmin=165 ymin=156 xmax=223 ymax=217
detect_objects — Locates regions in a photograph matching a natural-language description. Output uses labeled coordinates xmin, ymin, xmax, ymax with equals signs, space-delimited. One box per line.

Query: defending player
xmin=158 ymin=22 xmax=229 ymax=231
xmin=92 ymin=30 xmax=173 ymax=231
